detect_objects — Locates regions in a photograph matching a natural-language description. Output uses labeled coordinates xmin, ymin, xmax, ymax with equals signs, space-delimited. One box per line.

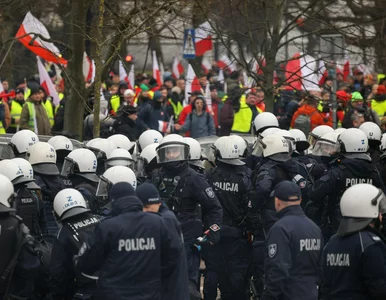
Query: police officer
xmin=289 ymin=129 xmax=314 ymax=166
xmin=183 ymin=137 xmax=206 ymax=173
xmin=309 ymin=128 xmax=386 ymax=241
xmin=0 ymin=174 xmax=40 ymax=300
xmin=61 ymin=148 xmax=99 ymax=212
xmin=0 ymin=159 xmax=46 ymax=238
xmin=50 ymin=188 xmax=100 ymax=300
xmin=108 ymin=134 xmax=135 ymax=154
xmin=9 ymin=129 xmax=39 ymax=158
xmin=136 ymin=183 xmax=189 ymax=300
xmin=96 ymin=165 xmax=138 ymax=215
xmin=27 ymin=142 xmax=66 ymax=237
xmin=76 ymin=181 xmax=184 ymax=300
xmin=136 ymin=129 xmax=163 ymax=154
xmin=359 ymin=121 xmax=382 ymax=166
xmin=204 ymin=136 xmax=252 ymax=300
xmin=48 ymin=135 xmax=74 ymax=174
xmin=378 ymin=133 xmax=386 ymax=187
xmin=308 ymin=125 xmax=334 ymax=151
xmin=105 ymin=148 xmax=134 ymax=169
xmin=86 ymin=138 xmax=117 ymax=175
xmin=320 ymin=184 xmax=386 ymax=299
xmin=151 ymin=134 xmax=223 ymax=297
xmin=261 ymin=181 xmax=323 ymax=300
xmin=136 ymin=143 xmax=159 ymax=184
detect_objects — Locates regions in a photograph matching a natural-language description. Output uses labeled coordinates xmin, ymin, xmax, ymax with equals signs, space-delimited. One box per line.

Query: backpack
xmin=293 ymin=111 xmax=317 ymax=137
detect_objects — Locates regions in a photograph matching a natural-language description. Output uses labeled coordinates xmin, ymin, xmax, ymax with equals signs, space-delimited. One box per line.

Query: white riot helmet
xmin=260 ymin=127 xmax=281 ymax=139
xmin=309 ymin=125 xmax=334 ymax=148
xmin=96 ymin=166 xmax=137 ymax=197
xmin=273 ymin=130 xmax=295 ymax=155
xmin=0 ymin=174 xmax=16 ymax=210
xmin=312 ymin=132 xmax=340 ymax=157
xmin=260 ymin=134 xmax=290 ymax=162
xmin=212 ymin=136 xmax=245 ymax=166
xmin=138 ymin=143 xmax=159 ymax=176
xmin=48 ymin=135 xmax=74 ymax=153
xmin=338 ymin=184 xmax=385 ymax=236
xmin=359 ymin=122 xmax=382 ymax=144
xmin=338 ymin=128 xmax=369 ymax=160
xmin=27 ymin=142 xmax=59 ymax=175
xmin=380 ymin=133 xmax=386 ymax=152
xmin=0 ymin=159 xmax=32 ymax=185
xmin=10 ymin=130 xmax=39 ymax=155
xmin=335 ymin=128 xmax=347 ymax=135
xmin=252 ymin=127 xmax=281 ymax=157
xmin=138 ymin=130 xmax=163 ymax=153
xmin=12 ymin=158 xmax=41 ymax=190
xmin=156 ymin=134 xmax=189 ymax=164
xmin=61 ymin=149 xmax=98 ymax=182
xmin=229 ymin=135 xmax=249 ymax=158
xmin=289 ymin=129 xmax=310 ymax=153
xmin=86 ymin=138 xmax=117 ymax=159
xmin=105 ymin=149 xmax=134 ymax=169
xmin=108 ymin=134 xmax=135 ymax=153
xmin=53 ymin=188 xmax=89 ymax=221
xmin=253 ymin=112 xmax=279 ymax=134
xmin=183 ymin=137 xmax=205 ymax=169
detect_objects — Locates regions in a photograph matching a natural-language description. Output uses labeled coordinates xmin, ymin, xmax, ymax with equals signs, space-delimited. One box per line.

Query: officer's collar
xmin=277 ymin=205 xmax=304 ymax=218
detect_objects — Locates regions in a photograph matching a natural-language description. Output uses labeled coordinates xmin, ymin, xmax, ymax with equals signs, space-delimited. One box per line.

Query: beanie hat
xmin=377 ymin=85 xmax=386 ymax=95
xmin=171 ymin=86 xmax=181 ymax=95
xmin=140 ymin=84 xmax=150 ymax=92
xmin=109 ymin=182 xmax=136 ymax=202
xmin=351 ymin=91 xmax=363 ymax=101
xmin=153 ymin=91 xmax=163 ymax=101
xmin=336 ymin=90 xmax=351 ymax=102
xmin=136 ymin=183 xmax=161 ymax=206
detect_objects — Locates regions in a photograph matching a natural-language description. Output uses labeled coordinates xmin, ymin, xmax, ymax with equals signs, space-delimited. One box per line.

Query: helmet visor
xmin=156 ymin=142 xmax=189 ymax=164
xmin=105 ymin=157 xmax=133 ymax=169
xmin=61 ymin=157 xmax=75 ymax=178
xmin=96 ymin=176 xmax=111 ymax=197
xmin=308 ymin=134 xmax=318 ymax=149
xmin=312 ymin=140 xmax=339 ymax=157
xmin=252 ymin=136 xmax=264 ymax=157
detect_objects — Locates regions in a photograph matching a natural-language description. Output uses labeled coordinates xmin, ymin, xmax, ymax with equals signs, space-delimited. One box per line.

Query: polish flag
xmin=343 ymin=57 xmax=351 ymax=81
xmin=16 ymin=12 xmax=67 ymax=65
xmin=317 ymin=60 xmax=328 ymax=85
xmin=285 ymin=53 xmax=320 ymax=91
xmin=83 ymin=52 xmax=95 ymax=83
xmin=218 ymin=69 xmax=227 ymax=93
xmin=158 ymin=121 xmax=169 ymax=133
xmin=195 ymin=22 xmax=213 ymax=56
xmin=172 ymin=57 xmax=184 ymax=79
xmin=217 ymin=54 xmax=236 ymax=72
xmin=152 ymin=51 xmax=162 ymax=86
xmin=184 ymin=64 xmax=202 ymax=106
xmin=119 ymin=60 xmax=129 ymax=83
xmin=37 ymin=57 xmax=60 ymax=106
xmin=202 ymin=56 xmax=212 ymax=74
xmin=128 ymin=64 xmax=135 ymax=91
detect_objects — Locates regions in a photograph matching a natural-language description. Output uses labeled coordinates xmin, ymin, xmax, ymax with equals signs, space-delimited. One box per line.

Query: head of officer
xmin=338 ymin=183 xmax=386 ymax=236
xmin=136 ymin=183 xmax=161 ymax=213
xmin=272 ymin=181 xmax=302 ymax=212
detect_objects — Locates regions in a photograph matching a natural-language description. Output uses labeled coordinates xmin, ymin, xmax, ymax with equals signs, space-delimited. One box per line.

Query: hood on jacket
xmin=110 ymin=182 xmax=143 ymax=215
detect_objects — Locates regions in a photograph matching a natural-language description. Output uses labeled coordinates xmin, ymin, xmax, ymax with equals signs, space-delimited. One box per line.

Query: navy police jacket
xmin=261 ymin=205 xmax=323 ymax=300
xmin=76 ymin=194 xmax=183 ymax=300
xmin=321 ymin=227 xmax=386 ymax=300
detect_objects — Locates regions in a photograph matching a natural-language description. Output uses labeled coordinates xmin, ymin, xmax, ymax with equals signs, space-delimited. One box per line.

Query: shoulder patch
xmin=268 ymin=244 xmax=277 ymax=258
xmin=205 ymin=187 xmax=215 ymax=198
xmin=210 ymin=224 xmax=220 ymax=232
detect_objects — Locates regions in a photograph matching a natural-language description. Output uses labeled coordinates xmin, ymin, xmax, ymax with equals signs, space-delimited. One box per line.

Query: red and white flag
xmin=172 ymin=57 xmax=184 ymax=79
xmin=317 ymin=60 xmax=328 ymax=86
xmin=217 ymin=54 xmax=236 ymax=72
xmin=0 ymin=80 xmax=4 ymax=94
xmin=153 ymin=51 xmax=162 ymax=86
xmin=16 ymin=12 xmax=67 ymax=65
xmin=195 ymin=22 xmax=213 ymax=56
xmin=37 ymin=57 xmax=60 ymax=106
xmin=202 ymin=56 xmax=212 ymax=74
xmin=119 ymin=60 xmax=129 ymax=83
xmin=128 ymin=64 xmax=135 ymax=90
xmin=184 ymin=64 xmax=202 ymax=106
xmin=343 ymin=57 xmax=351 ymax=81
xmin=285 ymin=53 xmax=320 ymax=92
xmin=83 ymin=52 xmax=95 ymax=83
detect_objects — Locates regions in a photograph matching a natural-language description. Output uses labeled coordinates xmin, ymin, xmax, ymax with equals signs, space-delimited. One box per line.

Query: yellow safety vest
xmin=169 ymin=99 xmax=183 ymax=120
xmin=231 ymin=100 xmax=253 ymax=133
xmin=54 ymin=93 xmax=64 ymax=115
xmin=44 ymin=100 xmax=55 ymax=127
xmin=9 ymin=101 xmax=23 ymax=128
xmin=26 ymin=102 xmax=36 ymax=132
xmin=24 ymin=88 xmax=30 ymax=100
xmin=0 ymin=101 xmax=5 ymax=134
xmin=110 ymin=95 xmax=121 ymax=114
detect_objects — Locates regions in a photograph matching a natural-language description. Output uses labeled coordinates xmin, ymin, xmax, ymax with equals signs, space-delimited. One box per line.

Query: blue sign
xmin=183 ymin=29 xmax=196 ymax=59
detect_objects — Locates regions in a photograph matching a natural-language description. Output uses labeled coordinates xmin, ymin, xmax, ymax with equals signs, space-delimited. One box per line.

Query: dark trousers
xmin=184 ymin=238 xmax=201 ymax=286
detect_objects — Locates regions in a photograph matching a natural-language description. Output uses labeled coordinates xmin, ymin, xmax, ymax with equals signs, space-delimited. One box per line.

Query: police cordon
xmin=2 ymin=117 xmax=386 ymax=299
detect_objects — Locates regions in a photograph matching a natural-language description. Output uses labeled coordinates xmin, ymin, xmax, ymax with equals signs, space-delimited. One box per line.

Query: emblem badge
xmin=268 ymin=244 xmax=277 ymax=258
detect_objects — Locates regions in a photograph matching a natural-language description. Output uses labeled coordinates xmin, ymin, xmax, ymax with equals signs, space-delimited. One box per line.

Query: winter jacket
xmin=77 ymin=192 xmax=183 ymax=300
xmin=138 ymin=101 xmax=168 ymax=132
xmin=219 ymin=99 xmax=234 ymax=136
xmin=291 ymin=104 xmax=332 ymax=129
xmin=20 ymin=99 xmax=51 ymax=135
xmin=114 ymin=115 xmax=146 ymax=141
xmin=179 ymin=111 xmax=216 ymax=138
xmin=371 ymin=94 xmax=386 ymax=118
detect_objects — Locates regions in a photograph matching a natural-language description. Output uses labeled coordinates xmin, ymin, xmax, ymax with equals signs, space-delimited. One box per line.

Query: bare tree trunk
xmin=93 ymin=0 xmax=105 ymax=138
xmin=64 ymin=0 xmax=89 ymax=140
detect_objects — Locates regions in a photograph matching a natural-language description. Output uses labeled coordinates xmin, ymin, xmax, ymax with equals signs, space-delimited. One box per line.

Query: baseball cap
xmin=271 ymin=181 xmax=301 ymax=201
xmin=136 ymin=183 xmax=161 ymax=206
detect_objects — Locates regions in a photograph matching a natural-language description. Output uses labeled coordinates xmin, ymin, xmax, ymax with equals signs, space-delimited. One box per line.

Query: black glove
xmin=207 ymin=226 xmax=221 ymax=244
